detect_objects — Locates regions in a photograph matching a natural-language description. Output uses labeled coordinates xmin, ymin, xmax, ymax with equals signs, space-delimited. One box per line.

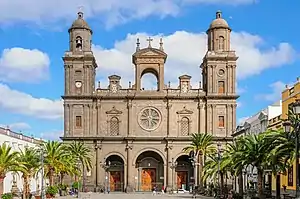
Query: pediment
xmin=176 ymin=106 xmax=193 ymax=114
xmin=106 ymin=106 xmax=122 ymax=114
xmin=133 ymin=48 xmax=167 ymax=57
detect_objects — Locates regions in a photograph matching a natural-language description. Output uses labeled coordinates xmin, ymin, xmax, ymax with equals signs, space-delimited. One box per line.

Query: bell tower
xmin=63 ymin=11 xmax=97 ymax=96
xmin=132 ymin=38 xmax=167 ymax=91
xmin=202 ymin=10 xmax=238 ymax=95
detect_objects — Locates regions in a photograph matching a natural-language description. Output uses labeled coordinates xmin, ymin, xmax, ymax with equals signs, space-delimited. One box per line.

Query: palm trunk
xmin=60 ymin=172 xmax=64 ymax=184
xmin=257 ymin=169 xmax=264 ymax=199
xmin=198 ymin=154 xmax=203 ymax=190
xmin=23 ymin=175 xmax=28 ymax=199
xmin=0 ymin=175 xmax=5 ymax=196
xmin=275 ymin=174 xmax=281 ymax=199
xmin=220 ymin=172 xmax=224 ymax=195
xmin=49 ymin=168 xmax=54 ymax=186
xmin=238 ymin=172 xmax=243 ymax=196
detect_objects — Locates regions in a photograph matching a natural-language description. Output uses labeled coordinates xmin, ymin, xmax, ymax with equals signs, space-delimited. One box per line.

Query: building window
xmin=75 ymin=116 xmax=82 ymax=128
xmin=76 ymin=36 xmax=83 ymax=51
xmin=110 ymin=117 xmax=119 ymax=136
xmin=180 ymin=117 xmax=190 ymax=136
xmin=288 ymin=165 xmax=293 ymax=186
xmin=218 ymin=81 xmax=225 ymax=94
xmin=218 ymin=36 xmax=225 ymax=50
xmin=218 ymin=116 xmax=225 ymax=128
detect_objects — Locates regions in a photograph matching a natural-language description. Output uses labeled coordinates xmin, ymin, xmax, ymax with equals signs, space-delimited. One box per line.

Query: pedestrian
xmin=162 ymin=186 xmax=165 ymax=194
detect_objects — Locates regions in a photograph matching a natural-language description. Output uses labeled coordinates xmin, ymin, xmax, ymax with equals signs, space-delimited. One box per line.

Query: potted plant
xmin=45 ymin=186 xmax=58 ymax=198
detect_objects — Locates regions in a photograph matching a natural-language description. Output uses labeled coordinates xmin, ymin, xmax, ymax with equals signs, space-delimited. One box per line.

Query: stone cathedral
xmin=62 ymin=10 xmax=238 ymax=192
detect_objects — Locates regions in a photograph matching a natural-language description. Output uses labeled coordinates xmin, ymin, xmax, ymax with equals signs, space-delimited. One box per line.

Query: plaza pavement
xmin=58 ymin=192 xmax=214 ymax=199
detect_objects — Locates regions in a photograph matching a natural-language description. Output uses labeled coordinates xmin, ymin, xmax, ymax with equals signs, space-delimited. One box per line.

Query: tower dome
xmin=69 ymin=11 xmax=92 ymax=34
xmin=208 ymin=10 xmax=230 ymax=30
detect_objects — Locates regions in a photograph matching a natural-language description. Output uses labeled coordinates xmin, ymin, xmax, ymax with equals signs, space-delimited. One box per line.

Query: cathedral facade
xmin=62 ymin=10 xmax=238 ymax=192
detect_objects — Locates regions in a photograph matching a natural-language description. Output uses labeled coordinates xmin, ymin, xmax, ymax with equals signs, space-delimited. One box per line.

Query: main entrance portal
xmin=175 ymin=155 xmax=193 ymax=190
xmin=106 ymin=155 xmax=124 ymax=192
xmin=135 ymin=151 xmax=164 ymax=192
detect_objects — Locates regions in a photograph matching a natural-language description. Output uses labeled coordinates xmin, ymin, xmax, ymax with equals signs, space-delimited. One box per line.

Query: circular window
xmin=218 ymin=69 xmax=225 ymax=76
xmin=138 ymin=107 xmax=161 ymax=131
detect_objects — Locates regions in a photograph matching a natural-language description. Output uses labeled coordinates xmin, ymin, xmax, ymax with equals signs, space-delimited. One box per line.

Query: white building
xmin=0 ymin=126 xmax=44 ymax=194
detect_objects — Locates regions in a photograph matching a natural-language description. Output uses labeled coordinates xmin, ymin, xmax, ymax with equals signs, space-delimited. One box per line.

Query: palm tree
xmin=16 ymin=147 xmax=40 ymax=199
xmin=43 ymin=141 xmax=67 ymax=186
xmin=234 ymin=131 xmax=279 ymax=199
xmin=0 ymin=144 xmax=19 ymax=196
xmin=182 ymin=132 xmax=216 ymax=189
xmin=66 ymin=141 xmax=92 ymax=191
xmin=222 ymin=137 xmax=246 ymax=196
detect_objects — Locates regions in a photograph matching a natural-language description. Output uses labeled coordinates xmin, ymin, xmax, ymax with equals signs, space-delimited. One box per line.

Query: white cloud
xmin=93 ymin=31 xmax=296 ymax=88
xmin=40 ymin=130 xmax=63 ymax=141
xmin=0 ymin=0 xmax=256 ymax=28
xmin=237 ymin=102 xmax=242 ymax=108
xmin=0 ymin=83 xmax=63 ymax=119
xmin=255 ymin=81 xmax=286 ymax=102
xmin=0 ymin=48 xmax=50 ymax=83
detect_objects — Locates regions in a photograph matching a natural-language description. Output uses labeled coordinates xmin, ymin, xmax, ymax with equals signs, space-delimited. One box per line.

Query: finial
xmin=216 ymin=10 xmax=222 ymax=19
xmin=78 ymin=6 xmax=84 ymax=19
xmin=98 ymin=81 xmax=101 ymax=88
xmin=159 ymin=38 xmax=164 ymax=51
xmin=199 ymin=81 xmax=202 ymax=89
xmin=136 ymin=38 xmax=140 ymax=51
xmin=129 ymin=81 xmax=131 ymax=88
xmin=168 ymin=81 xmax=171 ymax=88
xmin=147 ymin=37 xmax=153 ymax=48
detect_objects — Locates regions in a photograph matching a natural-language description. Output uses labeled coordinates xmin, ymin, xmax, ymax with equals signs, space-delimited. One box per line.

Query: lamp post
xmin=169 ymin=158 xmax=178 ymax=192
xmin=100 ymin=158 xmax=111 ymax=194
xmin=283 ymin=99 xmax=300 ymax=198
xmin=40 ymin=149 xmax=44 ymax=199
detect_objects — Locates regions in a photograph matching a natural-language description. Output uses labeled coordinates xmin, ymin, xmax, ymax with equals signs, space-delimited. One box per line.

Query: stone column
xmin=166 ymin=102 xmax=172 ymax=136
xmin=233 ymin=65 xmax=236 ymax=93
xmin=95 ymin=141 xmax=102 ymax=191
xmin=166 ymin=144 xmax=173 ymax=190
xmin=212 ymin=105 xmax=216 ymax=136
xmin=64 ymin=104 xmax=70 ymax=136
xmin=126 ymin=143 xmax=134 ymax=192
xmin=69 ymin=105 xmax=73 ymax=135
xmin=127 ymin=100 xmax=132 ymax=136
xmin=97 ymin=102 xmax=101 ymax=135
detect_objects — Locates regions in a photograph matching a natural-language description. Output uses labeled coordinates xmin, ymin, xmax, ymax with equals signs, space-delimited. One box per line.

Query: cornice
xmin=61 ymin=136 xmax=233 ymax=142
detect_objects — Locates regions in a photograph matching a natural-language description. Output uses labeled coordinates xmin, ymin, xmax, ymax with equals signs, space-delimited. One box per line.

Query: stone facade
xmin=62 ymin=10 xmax=238 ymax=192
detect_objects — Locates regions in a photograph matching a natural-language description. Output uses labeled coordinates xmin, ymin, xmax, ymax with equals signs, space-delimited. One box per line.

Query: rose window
xmin=139 ymin=107 xmax=161 ymax=131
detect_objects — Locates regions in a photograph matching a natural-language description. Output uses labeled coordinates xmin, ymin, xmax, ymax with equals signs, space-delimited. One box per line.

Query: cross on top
xmin=147 ymin=37 xmax=153 ymax=47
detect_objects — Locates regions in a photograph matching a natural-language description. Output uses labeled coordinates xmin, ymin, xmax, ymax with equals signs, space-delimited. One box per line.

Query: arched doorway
xmin=176 ymin=155 xmax=193 ymax=191
xmin=140 ymin=68 xmax=159 ymax=91
xmin=106 ymin=155 xmax=124 ymax=192
xmin=135 ymin=151 xmax=164 ymax=192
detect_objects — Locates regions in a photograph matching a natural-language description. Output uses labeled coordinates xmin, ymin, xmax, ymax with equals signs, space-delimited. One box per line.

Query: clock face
xmin=75 ymin=81 xmax=82 ymax=88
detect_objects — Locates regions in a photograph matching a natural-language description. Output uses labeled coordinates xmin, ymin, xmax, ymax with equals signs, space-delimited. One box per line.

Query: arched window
xmin=110 ymin=117 xmax=119 ymax=136
xmin=76 ymin=36 xmax=83 ymax=51
xmin=218 ymin=36 xmax=225 ymax=50
xmin=180 ymin=117 xmax=190 ymax=136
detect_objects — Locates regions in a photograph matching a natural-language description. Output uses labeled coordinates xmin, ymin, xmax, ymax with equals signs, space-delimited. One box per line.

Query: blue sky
xmin=0 ymin=0 xmax=299 ymax=140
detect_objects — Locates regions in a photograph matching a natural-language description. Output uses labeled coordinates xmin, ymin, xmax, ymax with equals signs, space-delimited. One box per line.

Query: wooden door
xmin=141 ymin=168 xmax=156 ymax=191
xmin=110 ymin=171 xmax=121 ymax=191
xmin=177 ymin=171 xmax=188 ymax=189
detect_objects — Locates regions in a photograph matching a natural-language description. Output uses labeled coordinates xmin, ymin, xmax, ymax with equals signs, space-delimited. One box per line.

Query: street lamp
xmin=37 ymin=146 xmax=45 ymax=199
xmin=169 ymin=158 xmax=178 ymax=192
xmin=283 ymin=100 xmax=300 ymax=198
xmin=100 ymin=158 xmax=111 ymax=194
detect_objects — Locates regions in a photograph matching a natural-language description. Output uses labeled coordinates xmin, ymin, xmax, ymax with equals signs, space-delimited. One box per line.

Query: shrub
xmin=46 ymin=186 xmax=58 ymax=196
xmin=1 ymin=193 xmax=13 ymax=199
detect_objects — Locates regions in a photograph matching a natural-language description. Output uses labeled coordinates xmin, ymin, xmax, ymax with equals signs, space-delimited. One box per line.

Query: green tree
xmin=43 ymin=141 xmax=66 ymax=186
xmin=0 ymin=144 xmax=19 ymax=196
xmin=66 ymin=141 xmax=92 ymax=190
xmin=16 ymin=147 xmax=40 ymax=199
xmin=182 ymin=132 xmax=216 ymax=189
